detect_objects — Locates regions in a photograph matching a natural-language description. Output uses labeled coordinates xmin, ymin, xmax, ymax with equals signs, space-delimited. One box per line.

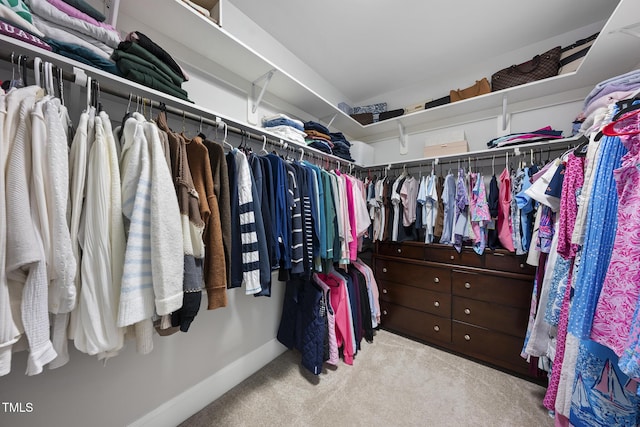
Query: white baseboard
xmin=128 ymin=338 xmax=287 ymax=427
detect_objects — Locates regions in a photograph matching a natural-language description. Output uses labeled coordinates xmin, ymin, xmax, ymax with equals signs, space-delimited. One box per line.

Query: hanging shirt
xmin=424 ymin=174 xmax=439 ymax=243
xmin=453 ymin=168 xmax=469 ymax=253
xmin=440 ymin=173 xmax=456 ymax=245
xmin=497 ymin=167 xmax=515 ymax=251
xmin=400 ymin=175 xmax=418 ymax=227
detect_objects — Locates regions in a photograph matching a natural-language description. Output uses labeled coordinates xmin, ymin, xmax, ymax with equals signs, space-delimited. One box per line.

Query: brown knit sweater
xmin=203 ymin=139 xmax=231 ymax=288
xmin=186 ymin=135 xmax=227 ymax=309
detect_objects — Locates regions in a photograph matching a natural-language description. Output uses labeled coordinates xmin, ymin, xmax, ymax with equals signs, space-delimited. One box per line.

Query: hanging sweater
xmin=203 ymin=139 xmax=231 ymax=287
xmin=73 ymin=114 xmax=124 ymax=358
xmin=156 ymin=112 xmax=205 ymax=325
xmin=234 ymin=150 xmax=261 ymax=294
xmin=186 ymin=136 xmax=227 ymax=309
xmin=6 ymin=92 xmax=57 ymax=375
xmin=142 ymin=115 xmax=184 ymax=316
xmin=0 ymin=91 xmax=20 ymax=376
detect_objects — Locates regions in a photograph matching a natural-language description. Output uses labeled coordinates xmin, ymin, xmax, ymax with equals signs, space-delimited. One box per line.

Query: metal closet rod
xmin=0 ymin=50 xmax=355 ymax=170
xmin=366 ymin=139 xmax=575 ymax=174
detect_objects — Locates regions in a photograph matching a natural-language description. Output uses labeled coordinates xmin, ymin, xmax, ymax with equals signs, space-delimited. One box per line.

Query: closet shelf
xmin=365 ymin=135 xmax=583 ymax=171
xmin=0 ymin=34 xmax=357 ymax=168
xmin=118 ymin=0 xmax=639 ymax=144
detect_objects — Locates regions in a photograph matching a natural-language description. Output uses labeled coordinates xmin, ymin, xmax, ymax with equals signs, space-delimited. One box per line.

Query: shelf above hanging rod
xmin=0 ymin=36 xmax=359 ymax=170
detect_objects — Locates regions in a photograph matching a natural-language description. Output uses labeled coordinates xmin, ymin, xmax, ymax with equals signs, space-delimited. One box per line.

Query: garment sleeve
xmin=235 ymin=152 xmax=261 ymax=294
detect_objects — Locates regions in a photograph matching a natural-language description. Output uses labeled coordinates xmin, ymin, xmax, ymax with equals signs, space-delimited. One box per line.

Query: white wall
xmin=1 ymin=280 xmax=286 ymax=427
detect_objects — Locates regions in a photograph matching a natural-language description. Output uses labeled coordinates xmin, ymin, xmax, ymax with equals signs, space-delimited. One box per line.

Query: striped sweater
xmin=234 ymin=150 xmax=261 ymax=294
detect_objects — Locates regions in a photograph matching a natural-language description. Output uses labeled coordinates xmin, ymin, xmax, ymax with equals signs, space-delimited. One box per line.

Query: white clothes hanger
xmin=221 ymin=122 xmax=233 ymax=151
xmin=260 ymin=135 xmax=268 ymax=154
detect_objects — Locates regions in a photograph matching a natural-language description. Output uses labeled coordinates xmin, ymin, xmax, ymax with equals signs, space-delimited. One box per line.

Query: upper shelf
xmin=121 ymin=0 xmax=639 ymax=143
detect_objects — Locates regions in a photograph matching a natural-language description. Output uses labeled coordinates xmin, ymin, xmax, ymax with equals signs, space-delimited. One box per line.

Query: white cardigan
xmin=5 ymin=92 xmax=56 ymax=375
xmin=74 ymin=114 xmax=125 ymax=357
xmin=0 ymin=92 xmax=20 ymax=377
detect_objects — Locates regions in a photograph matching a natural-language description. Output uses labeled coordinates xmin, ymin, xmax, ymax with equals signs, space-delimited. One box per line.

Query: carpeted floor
xmin=179 ymin=329 xmax=553 ymax=427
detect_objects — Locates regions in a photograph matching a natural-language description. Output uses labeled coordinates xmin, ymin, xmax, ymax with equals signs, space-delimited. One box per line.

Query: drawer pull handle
xmin=464 ymin=334 xmax=471 ymax=341
xmin=382 ymin=289 xmax=388 ymax=294
xmin=382 ymin=268 xmax=387 ymax=273
xmin=433 ymin=325 xmax=440 ymax=332
xmin=450 ymin=255 xmax=455 ymax=260
xmin=464 ymin=308 xmax=471 ymax=315
xmin=520 ymin=263 xmax=525 ymax=268
xmin=434 ymin=277 xmax=440 ymax=283
xmin=464 ymin=282 xmax=471 ymax=289
xmin=434 ymin=301 xmax=440 ymax=307
xmin=383 ymin=310 xmax=388 ymax=315
xmin=397 ymin=248 xmax=402 ymax=253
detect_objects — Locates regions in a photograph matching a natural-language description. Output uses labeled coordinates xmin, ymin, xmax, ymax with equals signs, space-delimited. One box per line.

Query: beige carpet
xmin=180 ymin=330 xmax=553 ymax=427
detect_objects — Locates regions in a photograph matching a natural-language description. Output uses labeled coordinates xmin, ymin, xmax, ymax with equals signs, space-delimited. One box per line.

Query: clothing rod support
xmin=251 ymin=68 xmax=276 ymax=114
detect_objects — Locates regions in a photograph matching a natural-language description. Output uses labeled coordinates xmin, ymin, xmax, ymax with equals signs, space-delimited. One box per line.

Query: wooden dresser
xmin=374 ymin=241 xmax=538 ymax=379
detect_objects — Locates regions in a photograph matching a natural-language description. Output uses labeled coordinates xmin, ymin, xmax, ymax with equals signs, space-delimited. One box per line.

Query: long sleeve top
xmin=143 ymin=116 xmax=184 ymax=315
xmin=235 ymin=150 xmax=261 ymax=294
xmin=6 ymin=92 xmax=57 ymax=375
xmin=73 ymin=114 xmax=125 ymax=358
xmin=0 ymin=91 xmax=19 ymax=376
xmin=186 ymin=136 xmax=227 ymax=308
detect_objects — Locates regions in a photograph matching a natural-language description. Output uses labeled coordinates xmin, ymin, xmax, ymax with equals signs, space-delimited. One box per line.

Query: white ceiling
xmin=228 ymin=0 xmax=620 ymax=106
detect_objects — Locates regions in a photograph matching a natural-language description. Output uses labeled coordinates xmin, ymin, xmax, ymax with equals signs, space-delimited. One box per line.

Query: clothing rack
xmin=0 ymin=42 xmax=357 ymax=171
xmin=365 ymin=134 xmax=583 ymax=176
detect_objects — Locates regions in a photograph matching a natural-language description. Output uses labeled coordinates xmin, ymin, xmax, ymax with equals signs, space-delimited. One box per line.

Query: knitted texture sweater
xmin=186 ymin=136 xmax=226 ymax=309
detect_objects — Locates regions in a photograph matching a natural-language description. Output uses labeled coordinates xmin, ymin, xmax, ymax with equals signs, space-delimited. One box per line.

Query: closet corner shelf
xmin=0 ymin=34 xmax=357 ymax=168
xmin=119 ymin=0 xmax=639 ymax=144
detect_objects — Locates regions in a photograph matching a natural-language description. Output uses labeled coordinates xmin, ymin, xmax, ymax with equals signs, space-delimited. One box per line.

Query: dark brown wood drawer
xmin=451 ymin=270 xmax=533 ymax=308
xmin=452 ymin=321 xmax=531 ymax=375
xmin=377 ymin=242 xmax=424 ymax=260
xmin=379 ymin=282 xmax=450 ymax=317
xmin=380 ymin=302 xmax=451 ymax=344
xmin=483 ymin=251 xmax=535 ymax=275
xmin=452 ymin=296 xmax=529 ymax=337
xmin=423 ymin=245 xmax=483 ymax=268
xmin=376 ymin=259 xmax=451 ymax=292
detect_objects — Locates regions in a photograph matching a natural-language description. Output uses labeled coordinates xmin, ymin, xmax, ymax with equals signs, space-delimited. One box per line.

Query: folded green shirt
xmin=113 ymin=49 xmax=178 ymax=89
xmin=119 ymin=65 xmax=191 ymax=102
xmin=116 ymin=41 xmax=184 ymax=86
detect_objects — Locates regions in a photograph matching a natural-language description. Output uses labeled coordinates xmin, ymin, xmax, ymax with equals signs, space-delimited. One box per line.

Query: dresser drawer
xmin=452 ymin=321 xmax=530 ymax=375
xmin=483 ymin=251 xmax=535 ymax=275
xmin=423 ymin=245 xmax=481 ymax=269
xmin=451 ymin=270 xmax=533 ymax=308
xmin=376 ymin=259 xmax=451 ymax=292
xmin=379 ymin=282 xmax=450 ymax=317
xmin=452 ymin=297 xmax=529 ymax=337
xmin=381 ymin=302 xmax=451 ymax=344
xmin=377 ymin=242 xmax=424 ymax=260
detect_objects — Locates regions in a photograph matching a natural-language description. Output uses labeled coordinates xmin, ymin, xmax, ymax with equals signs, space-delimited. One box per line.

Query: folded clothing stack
xmin=26 ymin=0 xmax=121 ymax=71
xmin=0 ymin=3 xmax=51 ymax=51
xmin=112 ymin=31 xmax=191 ymax=102
xmin=263 ymin=113 xmax=307 ymax=144
xmin=486 ymin=126 xmax=563 ymax=149
xmin=329 ymin=131 xmax=354 ymax=162
xmin=303 ymin=121 xmax=333 ymax=154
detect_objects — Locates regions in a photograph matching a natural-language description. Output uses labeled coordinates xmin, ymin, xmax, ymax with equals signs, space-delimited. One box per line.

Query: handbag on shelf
xmin=491 ymin=46 xmax=562 ymax=92
xmin=450 ymin=77 xmax=491 ymax=102
xmin=558 ymin=32 xmax=598 ymax=75
xmin=424 ymin=95 xmax=450 ymax=110
xmin=350 ymin=112 xmax=374 ymax=125
xmin=378 ymin=108 xmax=404 ymax=121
